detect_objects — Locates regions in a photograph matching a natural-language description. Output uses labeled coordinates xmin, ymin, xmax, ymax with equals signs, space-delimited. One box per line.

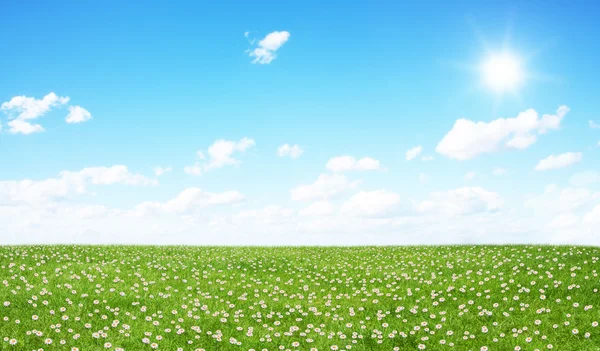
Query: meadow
xmin=0 ymin=245 xmax=599 ymax=351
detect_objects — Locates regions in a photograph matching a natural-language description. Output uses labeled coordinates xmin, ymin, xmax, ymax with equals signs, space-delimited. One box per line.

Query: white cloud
xmin=299 ymin=201 xmax=335 ymax=217
xmin=1 ymin=92 xmax=70 ymax=134
xmin=1 ymin=92 xmax=70 ymax=120
xmin=569 ymin=171 xmax=600 ymax=187
xmin=325 ymin=156 xmax=381 ymax=172
xmin=493 ymin=168 xmax=507 ymax=176
xmin=6 ymin=119 xmax=44 ymax=135
xmin=61 ymin=166 xmax=157 ymax=186
xmin=524 ymin=184 xmax=600 ymax=215
xmin=185 ymin=138 xmax=255 ymax=174
xmin=184 ymin=164 xmax=202 ymax=176
xmin=205 ymin=137 xmax=255 ymax=170
xmin=549 ymin=214 xmax=579 ymax=229
xmin=135 ymin=188 xmax=245 ymax=216
xmin=71 ymin=205 xmax=109 ymax=219
xmin=405 ymin=146 xmax=423 ymax=161
xmin=464 ymin=171 xmax=476 ymax=181
xmin=277 ymin=144 xmax=303 ymax=159
xmin=534 ymin=152 xmax=582 ymax=171
xmin=417 ymin=187 xmax=503 ymax=216
xmin=341 ymin=190 xmax=401 ymax=217
xmin=65 ymin=105 xmax=92 ymax=124
xmin=583 ymin=204 xmax=600 ymax=224
xmin=234 ymin=205 xmax=293 ymax=224
xmin=290 ymin=173 xmax=360 ymax=201
xmin=589 ymin=120 xmax=600 ymax=129
xmin=154 ymin=166 xmax=172 ymax=176
xmin=0 ymin=165 xmax=156 ymax=206
xmin=248 ymin=31 xmax=290 ymax=64
xmin=436 ymin=105 xmax=570 ymax=160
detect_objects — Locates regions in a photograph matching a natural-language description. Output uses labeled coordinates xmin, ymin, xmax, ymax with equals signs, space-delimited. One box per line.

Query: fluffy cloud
xmin=1 ymin=92 xmax=70 ymax=120
xmin=1 ymin=92 xmax=70 ymax=134
xmin=277 ymin=144 xmax=303 ymax=159
xmin=549 ymin=214 xmax=579 ymax=229
xmin=184 ymin=164 xmax=203 ymax=176
xmin=290 ymin=173 xmax=360 ymax=201
xmin=154 ymin=166 xmax=172 ymax=176
xmin=583 ymin=204 xmax=600 ymax=224
xmin=436 ymin=105 xmax=570 ymax=160
xmin=6 ymin=119 xmax=44 ymax=135
xmin=65 ymin=105 xmax=92 ymax=124
xmin=405 ymin=146 xmax=423 ymax=161
xmin=325 ymin=156 xmax=381 ymax=172
xmin=134 ymin=188 xmax=245 ymax=216
xmin=205 ymin=137 xmax=255 ymax=170
xmin=417 ymin=187 xmax=503 ymax=216
xmin=234 ymin=205 xmax=294 ymax=224
xmin=340 ymin=190 xmax=401 ymax=217
xmin=185 ymin=138 xmax=255 ymax=174
xmin=248 ymin=31 xmax=290 ymax=64
xmin=569 ymin=171 xmax=600 ymax=187
xmin=299 ymin=201 xmax=335 ymax=217
xmin=534 ymin=152 xmax=582 ymax=171
xmin=0 ymin=165 xmax=156 ymax=206
xmin=524 ymin=184 xmax=599 ymax=215
xmin=589 ymin=120 xmax=600 ymax=129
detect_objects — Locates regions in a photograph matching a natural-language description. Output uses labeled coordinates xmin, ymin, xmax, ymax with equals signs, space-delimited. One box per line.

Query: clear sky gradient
xmin=1 ymin=0 xmax=599 ymax=245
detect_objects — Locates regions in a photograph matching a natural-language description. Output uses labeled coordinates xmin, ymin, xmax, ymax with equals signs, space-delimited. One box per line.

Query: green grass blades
xmin=0 ymin=245 xmax=599 ymax=351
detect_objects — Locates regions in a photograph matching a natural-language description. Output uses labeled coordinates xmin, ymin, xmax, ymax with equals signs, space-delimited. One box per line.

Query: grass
xmin=0 ymin=245 xmax=599 ymax=350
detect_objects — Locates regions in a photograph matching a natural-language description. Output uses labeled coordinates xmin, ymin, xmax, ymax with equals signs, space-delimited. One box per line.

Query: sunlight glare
xmin=482 ymin=53 xmax=523 ymax=92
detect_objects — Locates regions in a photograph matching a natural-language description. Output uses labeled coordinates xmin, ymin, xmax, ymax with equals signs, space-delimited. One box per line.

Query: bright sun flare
xmin=483 ymin=53 xmax=523 ymax=92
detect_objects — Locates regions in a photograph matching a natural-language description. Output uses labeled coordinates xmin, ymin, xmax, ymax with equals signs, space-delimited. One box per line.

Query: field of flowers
xmin=0 ymin=245 xmax=599 ymax=351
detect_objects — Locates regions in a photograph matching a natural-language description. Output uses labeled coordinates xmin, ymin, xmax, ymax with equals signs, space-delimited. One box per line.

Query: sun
xmin=482 ymin=53 xmax=523 ymax=93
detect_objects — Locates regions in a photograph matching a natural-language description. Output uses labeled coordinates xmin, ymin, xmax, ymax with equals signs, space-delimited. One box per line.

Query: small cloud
xmin=248 ymin=31 xmax=290 ymax=64
xmin=65 ymin=105 xmax=92 ymax=124
xmin=535 ymin=152 xmax=582 ymax=171
xmin=184 ymin=138 xmax=255 ymax=175
xmin=7 ymin=119 xmax=44 ymax=135
xmin=405 ymin=146 xmax=423 ymax=161
xmin=277 ymin=144 xmax=304 ymax=159
xmin=244 ymin=31 xmax=250 ymax=38
xmin=184 ymin=164 xmax=202 ymax=176
xmin=154 ymin=166 xmax=172 ymax=176
xmin=589 ymin=120 xmax=600 ymax=129
xmin=493 ymin=168 xmax=507 ymax=176
xmin=325 ymin=156 xmax=382 ymax=172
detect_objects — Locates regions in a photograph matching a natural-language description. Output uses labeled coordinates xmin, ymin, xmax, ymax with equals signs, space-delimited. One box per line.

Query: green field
xmin=0 ymin=246 xmax=599 ymax=351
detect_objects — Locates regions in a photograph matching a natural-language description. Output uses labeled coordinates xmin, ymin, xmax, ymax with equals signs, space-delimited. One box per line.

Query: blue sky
xmin=1 ymin=0 xmax=599 ymax=245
